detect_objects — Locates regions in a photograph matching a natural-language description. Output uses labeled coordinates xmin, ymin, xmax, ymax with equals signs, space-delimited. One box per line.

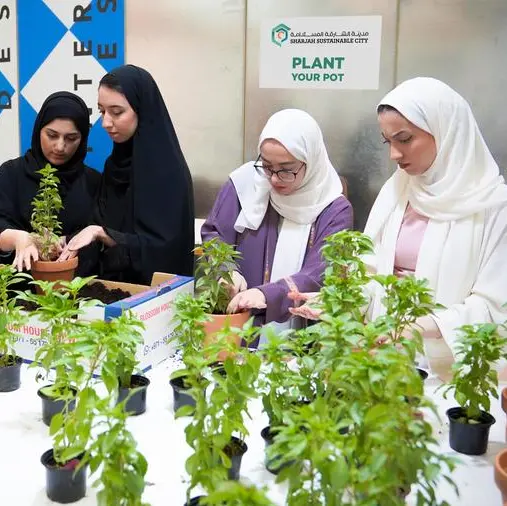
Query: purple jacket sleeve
xmin=201 ymin=180 xmax=239 ymax=246
xmin=256 ymin=196 xmax=353 ymax=323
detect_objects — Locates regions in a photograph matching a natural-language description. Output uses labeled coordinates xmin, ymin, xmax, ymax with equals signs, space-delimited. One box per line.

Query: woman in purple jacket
xmin=201 ymin=109 xmax=353 ymax=338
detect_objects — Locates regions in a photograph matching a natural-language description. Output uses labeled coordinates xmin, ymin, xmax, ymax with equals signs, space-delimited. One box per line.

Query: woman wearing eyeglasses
xmin=201 ymin=109 xmax=352 ymax=340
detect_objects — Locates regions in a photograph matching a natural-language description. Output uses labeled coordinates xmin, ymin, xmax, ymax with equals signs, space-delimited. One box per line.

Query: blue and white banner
xmin=0 ymin=1 xmax=19 ymax=162
xmin=2 ymin=0 xmax=125 ymax=171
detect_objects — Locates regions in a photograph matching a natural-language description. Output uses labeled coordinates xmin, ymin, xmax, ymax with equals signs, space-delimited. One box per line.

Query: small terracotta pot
xmin=203 ymin=311 xmax=250 ymax=361
xmin=494 ymin=448 xmax=507 ymax=504
xmin=31 ymin=257 xmax=78 ymax=292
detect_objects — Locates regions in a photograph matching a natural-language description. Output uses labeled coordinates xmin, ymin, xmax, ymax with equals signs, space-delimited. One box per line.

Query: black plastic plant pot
xmin=37 ymin=385 xmax=78 ymax=427
xmin=224 ymin=436 xmax=248 ymax=480
xmin=41 ymin=449 xmax=86 ymax=503
xmin=169 ymin=376 xmax=196 ymax=413
xmin=209 ymin=361 xmax=227 ymax=378
xmin=185 ymin=497 xmax=206 ymax=506
xmin=447 ymin=407 xmax=496 ymax=455
xmin=0 ymin=355 xmax=22 ymax=392
xmin=417 ymin=368 xmax=429 ymax=381
xmin=261 ymin=425 xmax=290 ymax=475
xmin=117 ymin=374 xmax=150 ymax=416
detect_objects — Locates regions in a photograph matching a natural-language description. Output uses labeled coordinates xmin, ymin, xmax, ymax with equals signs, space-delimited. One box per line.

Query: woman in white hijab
xmin=292 ymin=78 xmax=507 ymax=378
xmin=201 ymin=109 xmax=352 ymax=340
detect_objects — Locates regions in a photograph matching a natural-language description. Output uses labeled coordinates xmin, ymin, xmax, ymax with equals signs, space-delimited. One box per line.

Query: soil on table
xmin=78 ymin=282 xmax=131 ymax=304
xmin=15 ymin=281 xmax=132 ymax=311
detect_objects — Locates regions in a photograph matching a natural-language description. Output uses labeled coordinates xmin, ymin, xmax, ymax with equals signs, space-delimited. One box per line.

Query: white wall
xmin=126 ymin=0 xmax=246 ymax=217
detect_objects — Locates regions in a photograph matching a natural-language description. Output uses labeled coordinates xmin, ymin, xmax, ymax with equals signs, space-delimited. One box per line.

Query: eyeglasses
xmin=253 ymin=155 xmax=306 ymax=183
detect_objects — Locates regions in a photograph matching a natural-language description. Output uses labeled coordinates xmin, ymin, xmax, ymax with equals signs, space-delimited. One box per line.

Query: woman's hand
xmin=12 ymin=231 xmax=38 ymax=271
xmin=58 ymin=225 xmax=102 ymax=261
xmin=227 ymin=288 xmax=266 ymax=314
xmin=220 ymin=270 xmax=247 ymax=298
xmin=288 ymin=290 xmax=322 ymax=320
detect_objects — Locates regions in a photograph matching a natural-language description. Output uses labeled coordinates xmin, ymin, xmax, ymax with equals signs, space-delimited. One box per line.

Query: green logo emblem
xmin=272 ymin=23 xmax=290 ymax=47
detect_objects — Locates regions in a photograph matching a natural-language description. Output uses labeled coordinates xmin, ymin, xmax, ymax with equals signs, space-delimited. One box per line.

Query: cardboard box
xmin=12 ymin=273 xmax=193 ymax=372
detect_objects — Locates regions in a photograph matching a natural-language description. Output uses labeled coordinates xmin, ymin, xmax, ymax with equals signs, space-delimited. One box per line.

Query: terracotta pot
xmin=494 ymin=448 xmax=507 ymax=504
xmin=502 ymin=388 xmax=507 ymax=442
xmin=203 ymin=311 xmax=250 ymax=361
xmin=31 ymin=257 xmax=78 ymax=292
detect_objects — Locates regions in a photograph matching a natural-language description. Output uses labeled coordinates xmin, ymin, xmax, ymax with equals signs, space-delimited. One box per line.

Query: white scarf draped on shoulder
xmin=364 ymin=77 xmax=507 ymax=372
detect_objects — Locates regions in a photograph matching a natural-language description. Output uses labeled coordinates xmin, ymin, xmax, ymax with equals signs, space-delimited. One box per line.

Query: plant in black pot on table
xmin=18 ymin=276 xmax=97 ymax=426
xmin=109 ymin=310 xmax=147 ymax=416
xmin=441 ymin=322 xmax=507 ymax=456
xmin=258 ymin=327 xmax=314 ymax=474
xmin=88 ymin=317 xmax=150 ymax=506
xmin=334 ymin=344 xmax=456 ymax=505
xmin=269 ymin=341 xmax=457 ymax=505
xmin=64 ymin=314 xmax=149 ymax=506
xmin=183 ymin=320 xmax=261 ymax=504
xmin=169 ymin=292 xmax=211 ymax=415
xmin=41 ymin=316 xmax=103 ymax=504
xmin=30 ymin=164 xmax=78 ymax=285
xmin=0 ymin=264 xmax=30 ymax=392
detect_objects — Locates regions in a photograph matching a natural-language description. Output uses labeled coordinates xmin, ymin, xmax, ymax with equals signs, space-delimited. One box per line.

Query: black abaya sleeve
xmin=0 ymin=159 xmax=33 ymax=235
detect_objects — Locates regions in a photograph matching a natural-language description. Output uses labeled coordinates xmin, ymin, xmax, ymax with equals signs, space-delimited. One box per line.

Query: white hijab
xmin=231 ymin=108 xmax=343 ymax=232
xmin=364 ymin=77 xmax=507 ymax=320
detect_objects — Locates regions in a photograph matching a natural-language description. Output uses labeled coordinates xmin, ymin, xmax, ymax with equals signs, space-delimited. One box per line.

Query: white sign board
xmin=260 ymin=16 xmax=382 ymax=90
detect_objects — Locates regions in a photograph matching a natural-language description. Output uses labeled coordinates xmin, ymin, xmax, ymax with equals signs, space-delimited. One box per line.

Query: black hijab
xmin=0 ymin=91 xmax=100 ymax=250
xmin=95 ymin=64 xmax=194 ymax=281
xmin=26 ymin=91 xmax=90 ymax=189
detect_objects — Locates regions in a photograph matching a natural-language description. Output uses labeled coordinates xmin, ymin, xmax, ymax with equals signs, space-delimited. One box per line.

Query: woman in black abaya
xmin=0 ymin=91 xmax=100 ymax=271
xmin=59 ymin=64 xmax=195 ymax=284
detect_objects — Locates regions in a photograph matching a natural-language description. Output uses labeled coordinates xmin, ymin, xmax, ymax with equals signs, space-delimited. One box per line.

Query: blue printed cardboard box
xmin=12 ymin=272 xmax=194 ymax=372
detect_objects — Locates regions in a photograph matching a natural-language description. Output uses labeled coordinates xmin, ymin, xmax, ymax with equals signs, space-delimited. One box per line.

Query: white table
xmin=0 ymin=358 xmax=505 ymax=505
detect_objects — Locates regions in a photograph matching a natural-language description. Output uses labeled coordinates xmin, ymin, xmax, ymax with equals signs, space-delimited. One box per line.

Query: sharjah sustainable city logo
xmin=271 ymin=23 xmax=290 ymax=47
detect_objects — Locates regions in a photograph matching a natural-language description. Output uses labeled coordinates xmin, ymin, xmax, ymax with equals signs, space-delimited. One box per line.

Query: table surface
xmin=0 ymin=357 xmax=505 ymax=505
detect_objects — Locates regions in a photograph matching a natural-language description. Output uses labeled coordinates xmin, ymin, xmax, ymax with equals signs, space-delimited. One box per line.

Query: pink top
xmin=394 ymin=204 xmax=429 ymax=277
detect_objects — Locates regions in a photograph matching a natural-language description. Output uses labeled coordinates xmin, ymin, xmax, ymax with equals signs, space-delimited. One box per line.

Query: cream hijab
xmin=364 ymin=77 xmax=507 ymax=319
xmin=230 ymin=108 xmax=343 ymax=232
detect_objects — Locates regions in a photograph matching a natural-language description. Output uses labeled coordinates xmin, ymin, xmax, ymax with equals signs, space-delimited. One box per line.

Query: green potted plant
xmin=333 ymin=345 xmax=456 ymax=504
xmin=108 ymin=311 xmax=148 ymax=416
xmin=88 ymin=400 xmax=149 ymax=506
xmin=18 ymin=276 xmax=97 ymax=425
xmin=195 ymin=237 xmax=250 ymax=360
xmin=169 ymin=293 xmax=211 ymax=414
xmin=182 ymin=320 xmax=261 ymax=504
xmin=88 ymin=315 xmax=149 ymax=506
xmin=41 ymin=318 xmax=99 ymax=503
xmin=30 ymin=164 xmax=78 ymax=284
xmin=269 ymin=345 xmax=457 ymax=505
xmin=41 ymin=313 xmax=150 ymax=504
xmin=0 ymin=264 xmax=30 ymax=392
xmin=258 ymin=327 xmax=314 ymax=474
xmin=265 ymin=229 xmax=456 ymax=504
xmin=441 ymin=322 xmax=507 ymax=455
xmin=211 ymin=322 xmax=261 ymax=480
xmin=87 ymin=317 xmax=149 ymax=506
